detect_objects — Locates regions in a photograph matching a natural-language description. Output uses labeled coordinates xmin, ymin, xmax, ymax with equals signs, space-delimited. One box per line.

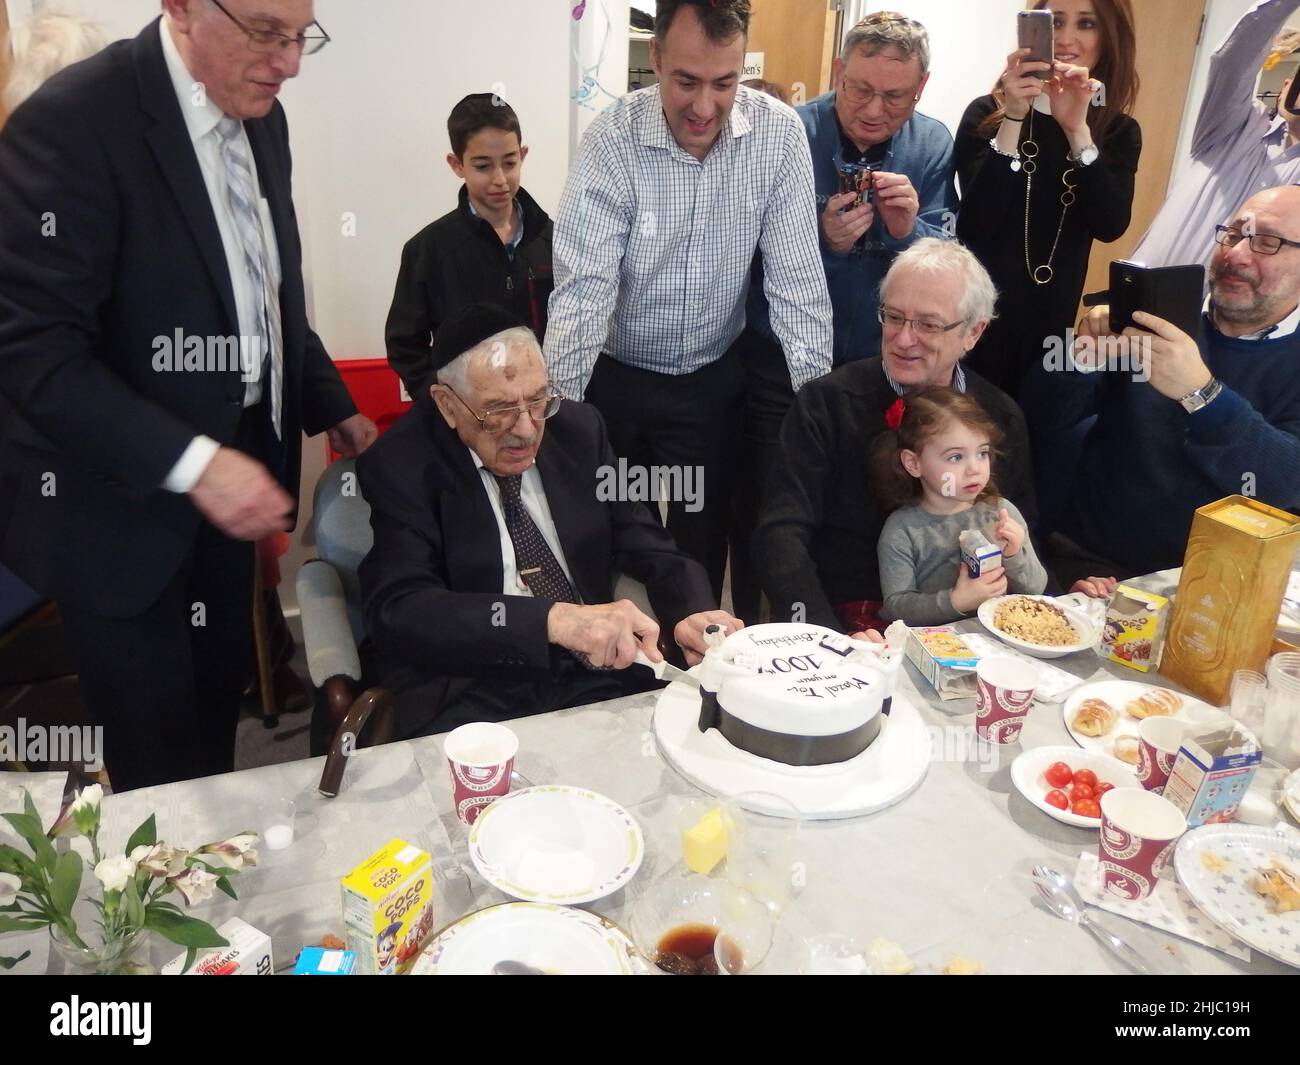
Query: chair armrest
xmin=296 ymin=560 xmax=363 ymax=688
xmin=318 ymin=687 xmax=397 ymax=797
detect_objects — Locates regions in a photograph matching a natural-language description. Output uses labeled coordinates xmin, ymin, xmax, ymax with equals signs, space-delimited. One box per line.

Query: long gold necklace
xmin=1020 ymin=109 xmax=1077 ymax=286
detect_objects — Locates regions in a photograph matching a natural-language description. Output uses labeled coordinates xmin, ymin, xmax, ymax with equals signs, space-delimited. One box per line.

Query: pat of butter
xmin=683 ymin=808 xmax=728 ymax=874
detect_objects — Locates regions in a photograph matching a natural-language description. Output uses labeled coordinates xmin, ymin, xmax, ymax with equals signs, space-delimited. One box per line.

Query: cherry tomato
xmin=1071 ymin=768 xmax=1098 ymax=790
xmin=1044 ymin=790 xmax=1069 ymax=810
xmin=1044 ymin=762 xmax=1074 ymax=789
xmin=1069 ymin=782 xmax=1094 ymax=802
xmin=1071 ymin=798 xmax=1101 ymax=819
xmin=1093 ymin=781 xmax=1115 ymax=799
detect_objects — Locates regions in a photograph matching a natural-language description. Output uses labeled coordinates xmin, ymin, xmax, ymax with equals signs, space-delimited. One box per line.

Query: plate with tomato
xmin=1010 ymin=746 xmax=1140 ymax=828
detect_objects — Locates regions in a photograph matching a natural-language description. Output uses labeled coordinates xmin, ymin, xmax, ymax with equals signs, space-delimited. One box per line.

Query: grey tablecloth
xmin=2 ymin=568 xmax=1294 ymax=975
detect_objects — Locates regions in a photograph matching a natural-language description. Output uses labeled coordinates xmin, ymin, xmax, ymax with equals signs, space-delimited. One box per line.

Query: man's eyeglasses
xmin=443 ymin=386 xmax=563 ymax=434
xmin=1215 ymin=224 xmax=1300 ymax=256
xmin=209 ymin=0 xmax=330 ymax=56
xmin=839 ymin=78 xmax=918 ymax=111
xmin=878 ymin=307 xmax=967 ymax=338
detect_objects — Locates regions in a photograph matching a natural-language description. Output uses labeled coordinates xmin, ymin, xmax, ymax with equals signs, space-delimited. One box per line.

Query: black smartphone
xmin=1108 ymin=261 xmax=1206 ymax=337
xmin=1285 ymin=73 xmax=1300 ymax=114
xmin=1017 ymin=9 xmax=1054 ymax=80
xmin=837 ymin=161 xmax=879 ymax=208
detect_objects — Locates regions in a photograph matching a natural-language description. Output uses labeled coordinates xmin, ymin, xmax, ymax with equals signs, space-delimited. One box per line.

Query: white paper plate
xmin=1284 ymin=768 xmax=1300 ymax=825
xmin=1010 ymin=745 xmax=1140 ymax=828
xmin=977 ymin=595 xmax=1100 ymax=659
xmin=411 ymin=902 xmax=646 ymax=975
xmin=1174 ymin=823 xmax=1300 ymax=970
xmin=467 ymin=785 xmax=644 ymax=905
xmin=1061 ymin=679 xmax=1226 ymax=761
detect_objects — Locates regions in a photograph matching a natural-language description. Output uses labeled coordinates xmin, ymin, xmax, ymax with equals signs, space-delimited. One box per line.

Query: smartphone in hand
xmin=1017 ymin=9 xmax=1054 ymax=80
xmin=837 ymin=161 xmax=878 ymax=209
xmin=1108 ymin=261 xmax=1206 ymax=337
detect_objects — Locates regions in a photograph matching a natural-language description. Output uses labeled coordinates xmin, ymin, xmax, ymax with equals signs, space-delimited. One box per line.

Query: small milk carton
xmin=162 ymin=917 xmax=273 ymax=975
xmin=340 ymin=839 xmax=435 ymax=975
xmin=1100 ymin=584 xmax=1168 ymax=673
xmin=294 ymin=947 xmax=357 ymax=975
xmin=906 ymin=626 xmax=981 ymax=700
xmin=959 ymin=530 xmax=1002 ymax=579
xmin=1162 ymin=726 xmax=1262 ymax=828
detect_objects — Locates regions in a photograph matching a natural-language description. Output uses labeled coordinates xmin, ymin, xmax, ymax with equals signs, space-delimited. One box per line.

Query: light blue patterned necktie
xmin=217 ymin=116 xmax=283 ymax=438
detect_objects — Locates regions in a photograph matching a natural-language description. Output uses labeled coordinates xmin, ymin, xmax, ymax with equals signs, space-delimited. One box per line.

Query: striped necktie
xmin=217 ymin=116 xmax=283 ymax=439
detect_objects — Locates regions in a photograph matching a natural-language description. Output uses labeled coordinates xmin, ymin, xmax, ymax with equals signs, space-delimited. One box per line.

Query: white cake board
xmin=652 ymin=681 xmax=931 ymax=820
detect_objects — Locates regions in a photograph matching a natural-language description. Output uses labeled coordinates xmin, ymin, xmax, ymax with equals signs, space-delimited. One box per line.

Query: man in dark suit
xmin=0 ymin=1 xmax=376 ymax=790
xmin=358 ymin=305 xmax=741 ymax=738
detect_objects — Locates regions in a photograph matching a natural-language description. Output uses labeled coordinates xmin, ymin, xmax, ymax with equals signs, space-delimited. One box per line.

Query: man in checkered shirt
xmin=545 ymin=0 xmax=832 ymax=598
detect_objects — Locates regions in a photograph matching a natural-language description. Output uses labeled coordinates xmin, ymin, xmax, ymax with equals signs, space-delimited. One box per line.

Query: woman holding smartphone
xmin=955 ymin=0 xmax=1141 ymax=400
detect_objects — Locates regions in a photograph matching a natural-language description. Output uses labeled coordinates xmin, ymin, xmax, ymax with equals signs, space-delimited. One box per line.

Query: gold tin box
xmin=1160 ymin=496 xmax=1300 ymax=707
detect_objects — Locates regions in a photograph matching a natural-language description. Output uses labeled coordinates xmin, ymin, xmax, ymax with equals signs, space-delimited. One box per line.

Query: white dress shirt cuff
xmin=163 ymin=435 xmax=221 ymax=493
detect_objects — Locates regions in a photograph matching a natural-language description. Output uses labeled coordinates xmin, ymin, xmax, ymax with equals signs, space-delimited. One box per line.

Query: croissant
xmin=1072 ymin=698 xmax=1118 ymax=737
xmin=1125 ymin=688 xmax=1183 ymax=720
xmin=1113 ymin=735 xmax=1141 ymax=765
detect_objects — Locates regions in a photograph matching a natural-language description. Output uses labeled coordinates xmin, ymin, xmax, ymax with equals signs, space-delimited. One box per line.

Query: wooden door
xmin=1080 ymin=0 xmax=1207 ymax=303
xmin=747 ymin=0 xmax=839 ymax=104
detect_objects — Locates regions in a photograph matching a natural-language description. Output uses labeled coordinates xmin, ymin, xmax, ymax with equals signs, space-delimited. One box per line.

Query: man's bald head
xmin=1209 ymin=186 xmax=1300 ymax=336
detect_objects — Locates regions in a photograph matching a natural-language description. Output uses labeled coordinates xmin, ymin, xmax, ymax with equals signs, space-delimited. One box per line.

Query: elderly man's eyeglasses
xmin=444 ymin=386 xmax=563 ymax=434
xmin=209 ymin=0 xmax=331 ymax=56
xmin=1214 ymin=225 xmax=1300 ymax=256
xmin=878 ymin=307 xmax=966 ymax=338
xmin=839 ymin=78 xmax=918 ymax=110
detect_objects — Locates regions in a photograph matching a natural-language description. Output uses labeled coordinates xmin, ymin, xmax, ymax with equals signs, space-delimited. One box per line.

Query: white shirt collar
xmin=159 ymin=16 xmax=227 ymax=144
xmin=1203 ymin=293 xmax=1300 ymax=340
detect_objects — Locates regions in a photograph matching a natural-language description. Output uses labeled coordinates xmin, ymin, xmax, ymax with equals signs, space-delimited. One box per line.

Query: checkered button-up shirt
xmin=545 ymin=85 xmax=833 ymax=398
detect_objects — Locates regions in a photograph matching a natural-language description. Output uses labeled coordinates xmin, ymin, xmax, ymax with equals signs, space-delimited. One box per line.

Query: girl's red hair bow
xmin=884 ymin=398 xmax=905 ymax=432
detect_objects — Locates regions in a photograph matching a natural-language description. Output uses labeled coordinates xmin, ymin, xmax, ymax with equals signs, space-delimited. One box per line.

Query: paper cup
xmin=974 ymin=656 xmax=1038 ymax=744
xmin=1098 ymin=789 xmax=1186 ymax=901
xmin=444 ymin=722 xmax=519 ymax=825
xmin=1136 ymin=717 xmax=1186 ymax=795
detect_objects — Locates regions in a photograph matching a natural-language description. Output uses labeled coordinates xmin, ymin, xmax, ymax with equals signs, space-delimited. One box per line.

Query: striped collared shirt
xmin=884 ymin=363 xmax=968 ymax=395
xmin=545 ymin=85 xmax=833 ymax=398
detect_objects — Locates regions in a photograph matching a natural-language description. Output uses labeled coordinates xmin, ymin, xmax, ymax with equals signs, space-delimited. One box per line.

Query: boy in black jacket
xmin=385 ymin=94 xmax=553 ymax=400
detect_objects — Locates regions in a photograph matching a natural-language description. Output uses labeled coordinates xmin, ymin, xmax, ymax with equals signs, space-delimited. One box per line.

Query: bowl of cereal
xmin=977 ymin=595 xmax=1100 ymax=659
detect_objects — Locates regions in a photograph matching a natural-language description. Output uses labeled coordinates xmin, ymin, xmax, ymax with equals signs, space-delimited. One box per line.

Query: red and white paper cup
xmin=1098 ymin=788 xmax=1186 ymax=901
xmin=1136 ymin=717 xmax=1186 ymax=795
xmin=444 ymin=722 xmax=519 ymax=825
xmin=974 ymin=656 xmax=1038 ymax=744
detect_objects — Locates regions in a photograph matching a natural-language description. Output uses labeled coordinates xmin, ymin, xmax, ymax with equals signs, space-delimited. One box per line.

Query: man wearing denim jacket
xmin=746 ymin=12 xmax=958 ymax=368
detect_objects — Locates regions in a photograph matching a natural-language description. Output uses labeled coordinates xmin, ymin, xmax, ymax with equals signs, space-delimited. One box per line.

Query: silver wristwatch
xmin=1070 ymin=143 xmax=1099 ymax=167
xmin=1179 ymin=378 xmax=1223 ymax=413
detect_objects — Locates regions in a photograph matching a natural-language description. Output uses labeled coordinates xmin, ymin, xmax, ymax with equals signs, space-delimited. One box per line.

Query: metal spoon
xmin=1031 ymin=865 xmax=1154 ymax=975
xmin=491 ymin=959 xmax=544 ymax=975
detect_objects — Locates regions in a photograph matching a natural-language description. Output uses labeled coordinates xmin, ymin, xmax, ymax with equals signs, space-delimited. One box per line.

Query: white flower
xmin=0 ymin=872 xmax=20 ymax=906
xmin=132 ymin=844 xmax=190 ymax=878
xmin=93 ymin=854 xmax=137 ymax=894
xmin=199 ymin=832 xmax=259 ymax=871
xmin=70 ymin=784 xmax=103 ymax=836
xmin=168 ymin=867 xmax=218 ymax=907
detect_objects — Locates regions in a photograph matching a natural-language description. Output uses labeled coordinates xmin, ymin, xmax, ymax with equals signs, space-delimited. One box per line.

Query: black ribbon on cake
xmin=697 ymin=690 xmax=882 ymax=767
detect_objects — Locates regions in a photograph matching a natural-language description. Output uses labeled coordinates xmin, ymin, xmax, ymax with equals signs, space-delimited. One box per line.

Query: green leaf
xmin=1 ymin=812 xmax=56 ymax=872
xmin=0 ymin=915 xmax=47 ymax=933
xmin=124 ymin=814 xmax=157 ymax=856
xmin=122 ymin=877 xmax=146 ymax=930
xmin=0 ymin=951 xmax=32 ymax=969
xmin=143 ymin=907 xmax=228 ymax=949
xmin=22 ymin=790 xmax=40 ymax=826
xmin=180 ymin=945 xmax=197 ymax=975
xmin=0 ymin=844 xmax=34 ymax=877
xmin=48 ymin=851 xmax=82 ymax=919
xmin=215 ymin=877 xmax=237 ymax=901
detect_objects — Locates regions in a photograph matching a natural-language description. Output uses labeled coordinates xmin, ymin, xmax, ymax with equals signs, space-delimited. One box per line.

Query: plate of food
xmin=467 ymin=785 xmax=644 ymax=905
xmin=978 ymin=595 xmax=1100 ymax=659
xmin=1061 ymin=679 xmax=1227 ymax=763
xmin=410 ymin=902 xmax=647 ymax=975
xmin=1010 ymin=745 xmax=1140 ymax=827
xmin=1174 ymin=823 xmax=1300 ymax=969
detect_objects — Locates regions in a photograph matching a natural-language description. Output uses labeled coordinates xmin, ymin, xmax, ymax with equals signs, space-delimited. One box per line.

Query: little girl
xmin=871 ymin=388 xmax=1047 ymax=626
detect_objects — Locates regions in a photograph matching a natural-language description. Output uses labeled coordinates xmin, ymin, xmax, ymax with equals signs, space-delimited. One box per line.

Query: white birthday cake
xmin=695 ymin=623 xmax=900 ymax=767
